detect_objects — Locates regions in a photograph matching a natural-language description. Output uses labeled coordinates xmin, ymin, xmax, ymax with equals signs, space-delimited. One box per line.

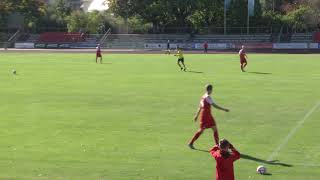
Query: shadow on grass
xmin=248 ymin=71 xmax=272 ymax=75
xmin=260 ymin=172 xmax=273 ymax=176
xmin=192 ymin=148 xmax=209 ymax=153
xmin=241 ymin=154 xmax=293 ymax=167
xmin=186 ymin=70 xmax=204 ymax=74
xmin=190 ymin=149 xmax=292 ymax=168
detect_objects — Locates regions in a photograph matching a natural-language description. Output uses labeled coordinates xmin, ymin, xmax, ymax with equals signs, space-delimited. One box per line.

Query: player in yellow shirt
xmin=174 ymin=48 xmax=187 ymax=71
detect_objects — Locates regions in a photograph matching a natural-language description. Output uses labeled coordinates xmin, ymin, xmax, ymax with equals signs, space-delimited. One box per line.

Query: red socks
xmin=189 ymin=130 xmax=219 ymax=145
xmin=214 ymin=131 xmax=219 ymax=145
xmin=189 ymin=131 xmax=202 ymax=145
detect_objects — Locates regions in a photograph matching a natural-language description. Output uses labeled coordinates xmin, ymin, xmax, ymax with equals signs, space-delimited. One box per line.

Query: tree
xmin=53 ymin=0 xmax=71 ymax=25
xmin=261 ymin=10 xmax=283 ymax=32
xmin=304 ymin=0 xmax=320 ymax=29
xmin=65 ymin=10 xmax=115 ymax=33
xmin=227 ymin=0 xmax=247 ymax=32
xmin=133 ymin=0 xmax=173 ymax=33
xmin=0 ymin=0 xmax=45 ymax=30
xmin=109 ymin=0 xmax=136 ymax=33
xmin=65 ymin=10 xmax=88 ymax=32
xmin=86 ymin=11 xmax=107 ymax=33
xmin=17 ymin=0 xmax=46 ymax=29
xmin=189 ymin=0 xmax=224 ymax=32
xmin=38 ymin=0 xmax=71 ymax=32
xmin=250 ymin=0 xmax=264 ymax=32
xmin=284 ymin=4 xmax=316 ymax=32
xmin=166 ymin=0 xmax=198 ymax=29
xmin=0 ymin=0 xmax=14 ymax=28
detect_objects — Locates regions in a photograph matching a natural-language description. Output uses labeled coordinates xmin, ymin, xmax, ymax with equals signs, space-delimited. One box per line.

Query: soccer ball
xmin=12 ymin=69 xmax=16 ymax=75
xmin=256 ymin=165 xmax=267 ymax=174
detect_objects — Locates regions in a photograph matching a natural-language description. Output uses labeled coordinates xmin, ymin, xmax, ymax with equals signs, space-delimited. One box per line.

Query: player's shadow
xmin=248 ymin=71 xmax=272 ymax=75
xmin=186 ymin=70 xmax=204 ymax=74
xmin=241 ymin=154 xmax=293 ymax=167
xmin=259 ymin=172 xmax=273 ymax=176
xmin=192 ymin=148 xmax=209 ymax=153
xmin=191 ymin=149 xmax=292 ymax=168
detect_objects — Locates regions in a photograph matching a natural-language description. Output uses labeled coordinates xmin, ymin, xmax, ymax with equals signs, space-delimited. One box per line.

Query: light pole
xmin=224 ymin=3 xmax=227 ymax=35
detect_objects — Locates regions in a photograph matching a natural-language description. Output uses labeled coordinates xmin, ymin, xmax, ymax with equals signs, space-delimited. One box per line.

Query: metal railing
xmin=0 ymin=29 xmax=21 ymax=48
xmin=99 ymin=28 xmax=111 ymax=45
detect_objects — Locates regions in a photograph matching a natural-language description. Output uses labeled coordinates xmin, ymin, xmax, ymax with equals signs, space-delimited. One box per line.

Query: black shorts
xmin=178 ymin=58 xmax=184 ymax=63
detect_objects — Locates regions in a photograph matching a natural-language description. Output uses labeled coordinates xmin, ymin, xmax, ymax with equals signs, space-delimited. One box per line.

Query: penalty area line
xmin=267 ymin=101 xmax=320 ymax=161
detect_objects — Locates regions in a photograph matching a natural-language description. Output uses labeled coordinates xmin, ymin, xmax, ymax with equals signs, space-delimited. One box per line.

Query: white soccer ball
xmin=256 ymin=165 xmax=267 ymax=174
xmin=12 ymin=69 xmax=16 ymax=75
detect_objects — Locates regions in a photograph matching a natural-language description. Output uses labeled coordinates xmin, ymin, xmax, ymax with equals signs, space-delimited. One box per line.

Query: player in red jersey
xmin=239 ymin=45 xmax=248 ymax=72
xmin=188 ymin=84 xmax=229 ymax=149
xmin=204 ymin=41 xmax=208 ymax=53
xmin=96 ymin=44 xmax=102 ymax=64
xmin=210 ymin=139 xmax=240 ymax=180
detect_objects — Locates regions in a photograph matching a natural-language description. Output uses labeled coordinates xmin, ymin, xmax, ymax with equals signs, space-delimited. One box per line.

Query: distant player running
xmin=188 ymin=84 xmax=229 ymax=149
xmin=96 ymin=44 xmax=102 ymax=64
xmin=239 ymin=45 xmax=248 ymax=72
xmin=174 ymin=48 xmax=186 ymax=71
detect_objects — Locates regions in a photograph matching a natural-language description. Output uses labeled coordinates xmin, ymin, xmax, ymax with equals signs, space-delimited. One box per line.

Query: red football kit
xmin=239 ymin=49 xmax=247 ymax=64
xmin=199 ymin=94 xmax=216 ymax=129
xmin=189 ymin=93 xmax=220 ymax=145
xmin=204 ymin=43 xmax=208 ymax=49
xmin=210 ymin=145 xmax=240 ymax=180
xmin=96 ymin=46 xmax=102 ymax=57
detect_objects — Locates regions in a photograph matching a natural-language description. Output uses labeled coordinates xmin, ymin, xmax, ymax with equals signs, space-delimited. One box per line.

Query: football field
xmin=0 ymin=53 xmax=320 ymax=180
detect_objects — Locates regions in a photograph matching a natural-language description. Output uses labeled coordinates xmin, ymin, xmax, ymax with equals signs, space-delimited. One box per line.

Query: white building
xmin=87 ymin=0 xmax=109 ymax=12
xmin=45 ymin=0 xmax=108 ymax=12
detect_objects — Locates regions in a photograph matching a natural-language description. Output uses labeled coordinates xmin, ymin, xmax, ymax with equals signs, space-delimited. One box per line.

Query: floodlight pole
xmin=224 ymin=2 xmax=227 ymax=35
xmin=247 ymin=12 xmax=250 ymax=34
xmin=247 ymin=0 xmax=250 ymax=35
xmin=273 ymin=0 xmax=275 ymax=12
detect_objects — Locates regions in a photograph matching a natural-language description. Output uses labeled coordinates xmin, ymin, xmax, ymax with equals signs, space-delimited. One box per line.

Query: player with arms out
xmin=174 ymin=48 xmax=186 ymax=71
xmin=96 ymin=44 xmax=102 ymax=64
xmin=188 ymin=84 xmax=229 ymax=149
xmin=210 ymin=139 xmax=240 ymax=180
xmin=239 ymin=45 xmax=248 ymax=72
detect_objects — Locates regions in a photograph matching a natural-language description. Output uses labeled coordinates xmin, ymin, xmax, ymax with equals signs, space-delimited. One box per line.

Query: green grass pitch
xmin=0 ymin=52 xmax=320 ymax=180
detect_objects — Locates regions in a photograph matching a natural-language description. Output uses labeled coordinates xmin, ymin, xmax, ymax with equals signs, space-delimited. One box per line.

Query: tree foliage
xmin=1 ymin=0 xmax=320 ymax=33
xmin=65 ymin=10 xmax=88 ymax=32
xmin=0 ymin=0 xmax=45 ymax=29
xmin=0 ymin=0 xmax=13 ymax=28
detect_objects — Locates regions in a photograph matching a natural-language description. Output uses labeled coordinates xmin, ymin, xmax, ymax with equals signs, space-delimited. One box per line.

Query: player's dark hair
xmin=219 ymin=139 xmax=229 ymax=149
xmin=219 ymin=139 xmax=231 ymax=159
xmin=221 ymin=150 xmax=231 ymax=159
xmin=206 ymin=84 xmax=213 ymax=92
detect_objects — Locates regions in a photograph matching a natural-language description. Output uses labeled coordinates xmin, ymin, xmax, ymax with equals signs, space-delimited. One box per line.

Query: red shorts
xmin=240 ymin=59 xmax=247 ymax=64
xmin=200 ymin=114 xmax=216 ymax=129
xmin=96 ymin=52 xmax=102 ymax=57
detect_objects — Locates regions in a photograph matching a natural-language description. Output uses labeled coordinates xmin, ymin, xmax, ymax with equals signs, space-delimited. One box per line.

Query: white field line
xmin=267 ymin=102 xmax=320 ymax=161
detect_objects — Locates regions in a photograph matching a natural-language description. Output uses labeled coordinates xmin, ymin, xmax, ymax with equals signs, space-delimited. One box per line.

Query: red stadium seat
xmin=314 ymin=32 xmax=320 ymax=43
xmin=37 ymin=32 xmax=86 ymax=43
